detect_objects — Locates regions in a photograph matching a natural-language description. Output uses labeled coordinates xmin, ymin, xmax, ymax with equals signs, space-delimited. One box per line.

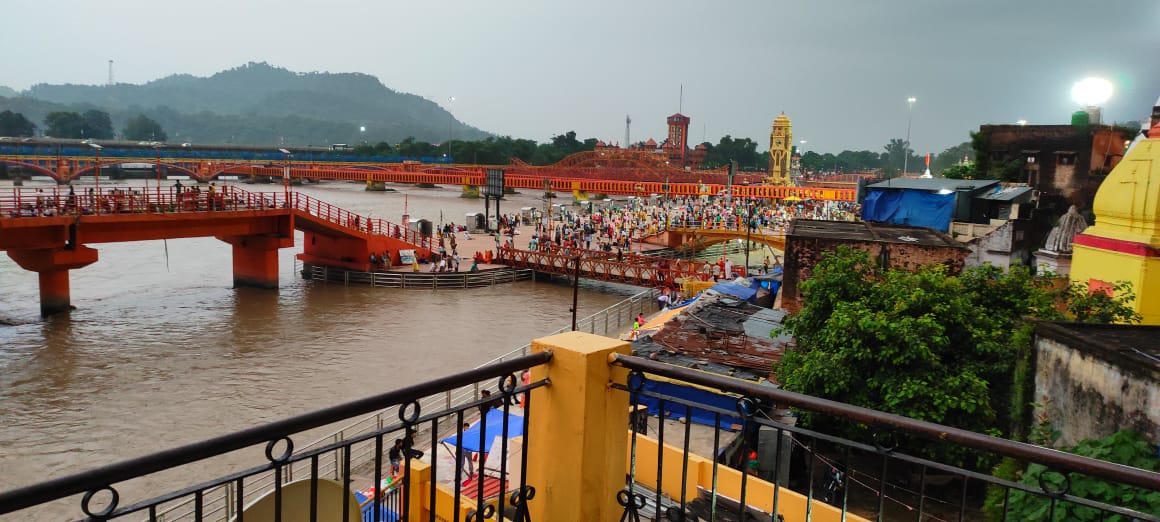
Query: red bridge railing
xmin=495 ymin=246 xmax=710 ymax=287
xmin=0 ymin=187 xmax=428 ymax=251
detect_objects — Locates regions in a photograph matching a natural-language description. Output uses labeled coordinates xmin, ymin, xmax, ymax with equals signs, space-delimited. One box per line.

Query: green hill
xmin=0 ymin=62 xmax=488 ymax=147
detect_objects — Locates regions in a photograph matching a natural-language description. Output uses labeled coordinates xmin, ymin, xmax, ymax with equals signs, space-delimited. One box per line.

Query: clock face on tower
xmin=776 ymin=141 xmax=781 ymax=147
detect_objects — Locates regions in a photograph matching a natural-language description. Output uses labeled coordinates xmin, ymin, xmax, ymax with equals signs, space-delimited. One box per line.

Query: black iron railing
xmin=0 ymin=352 xmax=549 ymax=522
xmin=612 ymin=354 xmax=1160 ymax=522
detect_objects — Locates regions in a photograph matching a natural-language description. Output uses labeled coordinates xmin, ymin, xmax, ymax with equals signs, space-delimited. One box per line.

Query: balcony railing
xmin=4 ymin=331 xmax=1157 ymax=521
xmin=612 ymin=354 xmax=1160 ymax=522
xmin=0 ymin=353 xmax=550 ymax=522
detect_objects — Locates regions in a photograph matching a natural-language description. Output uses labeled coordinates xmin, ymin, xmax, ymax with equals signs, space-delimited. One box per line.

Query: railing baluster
xmin=916 ymin=465 xmax=927 ymax=521
xmin=710 ymin=411 xmax=721 ymax=520
xmin=235 ymin=478 xmax=244 ymax=522
xmin=655 ymin=397 xmax=665 ymax=516
xmin=309 ymin=455 xmax=319 ymax=522
xmin=959 ymin=472 xmax=969 ymax=522
xmin=341 ymin=444 xmax=351 ymax=522
xmin=453 ymin=410 xmax=465 ymax=522
xmin=429 ymin=418 xmax=440 ymax=522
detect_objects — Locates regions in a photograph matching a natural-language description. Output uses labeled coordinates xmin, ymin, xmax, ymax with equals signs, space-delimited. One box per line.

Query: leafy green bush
xmin=1003 ymin=431 xmax=1160 ymax=521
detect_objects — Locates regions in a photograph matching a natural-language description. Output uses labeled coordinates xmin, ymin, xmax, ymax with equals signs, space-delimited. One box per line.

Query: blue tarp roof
xmin=708 ymin=282 xmax=758 ymax=301
xmin=441 ymin=408 xmax=524 ymax=453
xmin=862 ymin=189 xmax=955 ymax=231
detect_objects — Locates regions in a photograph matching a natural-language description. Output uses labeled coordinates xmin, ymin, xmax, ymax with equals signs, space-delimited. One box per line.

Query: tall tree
xmin=44 ymin=111 xmax=87 ymax=138
xmin=882 ymin=138 xmax=913 ymax=174
xmin=0 ymin=110 xmax=36 ymax=137
xmin=776 ymin=247 xmax=1137 ymax=464
xmin=701 ymin=135 xmax=761 ymax=170
xmin=931 ymin=141 xmax=975 ymax=174
xmin=122 ymin=114 xmax=168 ymax=141
xmin=81 ymin=110 xmax=114 ymax=139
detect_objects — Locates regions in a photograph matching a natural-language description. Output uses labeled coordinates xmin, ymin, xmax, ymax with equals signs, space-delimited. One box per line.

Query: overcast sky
xmin=2 ymin=0 xmax=1157 ymax=153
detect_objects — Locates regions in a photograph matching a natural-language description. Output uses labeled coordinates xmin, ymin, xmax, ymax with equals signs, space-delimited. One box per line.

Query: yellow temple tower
xmin=767 ymin=113 xmax=793 ymax=185
xmin=1070 ymin=122 xmax=1160 ymax=323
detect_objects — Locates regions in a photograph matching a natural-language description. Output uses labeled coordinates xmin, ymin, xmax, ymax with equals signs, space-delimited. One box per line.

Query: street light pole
xmin=88 ymin=143 xmax=103 ymax=215
xmin=279 ymin=148 xmax=292 ymax=206
xmin=745 ymin=201 xmax=752 ymax=274
xmin=903 ymin=96 xmax=917 ymax=176
xmin=154 ymin=144 xmax=162 ymax=203
xmin=447 ymin=96 xmax=455 ymax=163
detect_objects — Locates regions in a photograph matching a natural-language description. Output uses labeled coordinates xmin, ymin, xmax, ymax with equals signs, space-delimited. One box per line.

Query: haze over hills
xmin=0 ymin=62 xmax=489 ymax=147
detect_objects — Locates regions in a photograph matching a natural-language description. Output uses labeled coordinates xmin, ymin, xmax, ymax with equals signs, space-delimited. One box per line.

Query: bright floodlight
xmin=907 ymin=96 xmax=917 ymax=103
xmin=1017 ymin=119 xmax=1028 ymax=126
xmin=1071 ymin=77 xmax=1113 ymax=106
xmin=278 ymin=148 xmax=291 ymax=155
xmin=359 ymin=126 xmax=366 ymax=132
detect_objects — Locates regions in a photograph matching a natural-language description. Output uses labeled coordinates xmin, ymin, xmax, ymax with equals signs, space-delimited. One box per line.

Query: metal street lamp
xmin=279 ymin=148 xmax=292 ymax=205
xmin=152 ymin=143 xmax=163 ymax=203
xmin=902 ymin=96 xmax=917 ymax=175
xmin=446 ymin=96 xmax=455 ymax=163
xmin=88 ymin=143 xmax=103 ymax=214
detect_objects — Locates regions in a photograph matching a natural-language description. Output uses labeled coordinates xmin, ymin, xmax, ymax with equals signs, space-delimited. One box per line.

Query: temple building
xmin=626 ymin=113 xmax=706 ymax=169
xmin=1070 ymin=121 xmax=1160 ymax=324
xmin=767 ymin=113 xmax=793 ymax=185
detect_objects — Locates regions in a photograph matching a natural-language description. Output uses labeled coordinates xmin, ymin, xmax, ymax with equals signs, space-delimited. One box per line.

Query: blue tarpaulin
xmin=634 ymin=377 xmax=743 ymax=430
xmin=441 ymin=408 xmax=524 ymax=453
xmin=354 ymin=491 xmax=400 ymax=522
xmin=709 ymin=282 xmax=758 ymax=301
xmin=862 ymin=189 xmax=955 ymax=231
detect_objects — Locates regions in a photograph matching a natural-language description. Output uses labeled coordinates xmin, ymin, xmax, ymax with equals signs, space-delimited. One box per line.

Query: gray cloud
xmin=2 ymin=0 xmax=1156 ymax=153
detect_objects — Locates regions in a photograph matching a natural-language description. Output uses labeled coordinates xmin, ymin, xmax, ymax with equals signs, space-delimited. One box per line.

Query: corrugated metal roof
xmin=866 ymin=178 xmax=998 ymax=191
xmin=632 ymin=294 xmax=787 ymax=381
xmin=976 ymin=185 xmax=1034 ymax=202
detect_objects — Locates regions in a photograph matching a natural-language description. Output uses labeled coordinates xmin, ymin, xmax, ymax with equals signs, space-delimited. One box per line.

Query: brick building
xmin=976 ymin=124 xmax=1133 ymax=212
xmin=781 ymin=220 xmax=969 ymax=310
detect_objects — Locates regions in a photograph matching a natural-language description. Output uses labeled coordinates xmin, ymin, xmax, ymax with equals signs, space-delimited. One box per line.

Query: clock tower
xmin=767 ymin=112 xmax=793 ymax=185
xmin=665 ymin=113 xmax=691 ymax=167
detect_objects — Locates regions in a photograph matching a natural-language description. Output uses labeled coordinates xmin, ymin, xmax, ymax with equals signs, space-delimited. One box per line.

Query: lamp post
xmin=902 ymin=96 xmax=916 ymax=176
xmin=153 ymin=143 xmax=163 ymax=203
xmin=279 ymin=148 xmax=292 ymax=206
xmin=745 ymin=201 xmax=753 ymax=275
xmin=88 ymin=143 xmax=103 ymax=214
xmin=446 ymin=96 xmax=455 ymax=163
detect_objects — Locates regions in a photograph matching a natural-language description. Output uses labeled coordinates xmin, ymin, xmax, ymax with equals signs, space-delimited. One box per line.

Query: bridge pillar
xmin=222 ymin=236 xmax=288 ymax=289
xmin=6 ymin=246 xmax=100 ymax=317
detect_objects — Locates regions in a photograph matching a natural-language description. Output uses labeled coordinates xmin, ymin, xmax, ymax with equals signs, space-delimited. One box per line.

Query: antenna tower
xmin=625 ymin=115 xmax=631 ymax=148
xmin=107 ymin=60 xmax=114 ymax=86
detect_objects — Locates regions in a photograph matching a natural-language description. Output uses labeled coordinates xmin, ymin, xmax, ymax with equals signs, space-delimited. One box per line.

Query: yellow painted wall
xmin=1070 ymin=138 xmax=1160 ymax=323
xmin=1070 ymin=245 xmax=1160 ymax=323
xmin=526 ymin=331 xmax=632 ymax=521
xmin=628 ymin=433 xmax=867 ymax=522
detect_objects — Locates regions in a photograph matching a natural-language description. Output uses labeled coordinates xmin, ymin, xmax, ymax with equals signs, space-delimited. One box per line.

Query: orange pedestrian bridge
xmin=639 ymin=226 xmax=787 ymax=252
xmin=495 ymin=246 xmax=713 ymax=288
xmin=0 ymin=151 xmax=857 ymax=201
xmin=0 ymin=187 xmax=432 ymax=317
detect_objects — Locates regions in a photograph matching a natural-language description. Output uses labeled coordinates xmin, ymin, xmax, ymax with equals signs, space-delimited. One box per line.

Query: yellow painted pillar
xmin=526 ymin=331 xmax=630 ymax=521
xmin=1070 ymin=136 xmax=1160 ymax=323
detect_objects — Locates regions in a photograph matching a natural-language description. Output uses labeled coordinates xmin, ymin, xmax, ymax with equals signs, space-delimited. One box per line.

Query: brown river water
xmin=0 ymin=178 xmax=639 ymax=520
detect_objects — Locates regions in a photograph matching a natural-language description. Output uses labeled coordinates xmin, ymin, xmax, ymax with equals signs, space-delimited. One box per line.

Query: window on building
xmin=1057 ymin=152 xmax=1077 ymax=166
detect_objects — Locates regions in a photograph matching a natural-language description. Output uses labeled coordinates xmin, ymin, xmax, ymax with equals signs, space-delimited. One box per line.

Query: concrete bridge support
xmin=221 ymin=236 xmax=292 ymax=289
xmin=6 ymin=246 xmax=99 ymax=317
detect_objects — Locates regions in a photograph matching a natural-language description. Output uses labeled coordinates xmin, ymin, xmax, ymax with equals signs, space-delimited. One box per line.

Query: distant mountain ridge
xmin=0 ymin=62 xmax=488 ymax=147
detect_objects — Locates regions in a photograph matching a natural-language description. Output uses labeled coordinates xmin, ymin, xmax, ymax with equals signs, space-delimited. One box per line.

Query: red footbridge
xmin=0 ymin=147 xmax=858 ymax=201
xmin=0 ymin=186 xmax=433 ymax=317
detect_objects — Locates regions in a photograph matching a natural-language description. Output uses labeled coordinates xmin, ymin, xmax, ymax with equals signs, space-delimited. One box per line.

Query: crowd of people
xmin=519 ymin=195 xmax=860 ymax=259
xmin=4 ymin=181 xmax=251 ymax=218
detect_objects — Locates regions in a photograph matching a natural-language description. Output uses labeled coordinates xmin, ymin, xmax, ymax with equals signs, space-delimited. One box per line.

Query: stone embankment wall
xmin=1033 ymin=322 xmax=1160 ymax=447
